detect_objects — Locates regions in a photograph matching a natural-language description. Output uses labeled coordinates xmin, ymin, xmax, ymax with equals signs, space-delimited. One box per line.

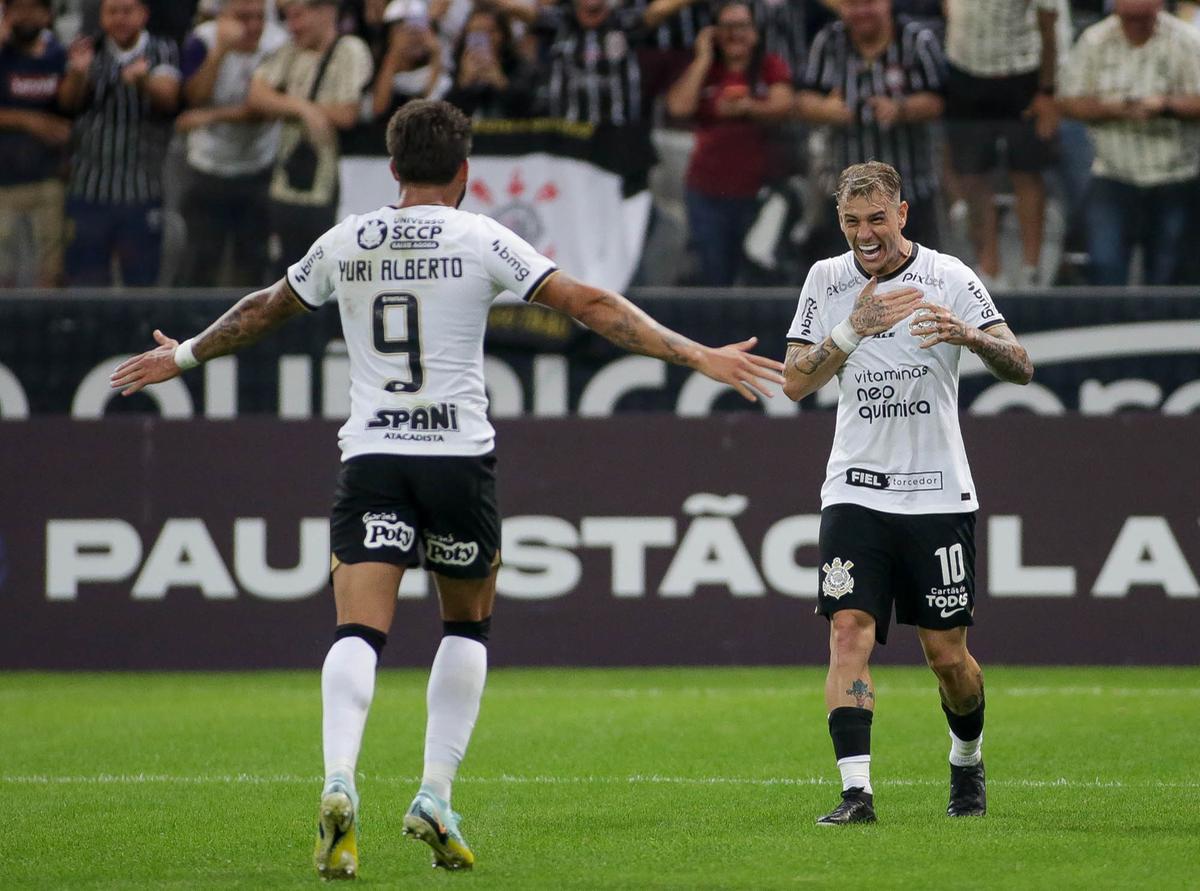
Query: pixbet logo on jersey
xmin=362 ymin=512 xmax=414 ymax=550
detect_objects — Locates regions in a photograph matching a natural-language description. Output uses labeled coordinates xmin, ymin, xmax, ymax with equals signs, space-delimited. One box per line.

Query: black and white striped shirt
xmin=803 ymin=19 xmax=946 ymax=199
xmin=1061 ymin=12 xmax=1200 ymax=186
xmin=68 ymin=31 xmax=180 ymax=204
xmin=533 ymin=7 xmax=647 ymax=126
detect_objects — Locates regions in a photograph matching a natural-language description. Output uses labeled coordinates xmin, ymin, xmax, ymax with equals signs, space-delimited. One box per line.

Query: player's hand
xmin=848 ymin=277 xmax=923 ymax=338
xmin=907 ymin=301 xmax=974 ymax=349
xmin=696 ymin=336 xmax=785 ymax=403
xmin=109 ymin=329 xmax=185 ymax=396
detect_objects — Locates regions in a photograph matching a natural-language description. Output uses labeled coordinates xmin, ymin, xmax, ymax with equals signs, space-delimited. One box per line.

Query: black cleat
xmin=947 ymin=761 xmax=986 ymax=816
xmin=816 ymin=787 xmax=877 ymax=826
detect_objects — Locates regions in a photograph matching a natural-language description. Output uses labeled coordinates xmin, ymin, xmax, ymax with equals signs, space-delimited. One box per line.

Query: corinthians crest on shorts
xmin=822 ymin=558 xmax=855 ymax=599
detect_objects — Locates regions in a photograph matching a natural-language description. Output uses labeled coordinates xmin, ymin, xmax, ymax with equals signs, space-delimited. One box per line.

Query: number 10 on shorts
xmin=934 ymin=544 xmax=966 ymax=585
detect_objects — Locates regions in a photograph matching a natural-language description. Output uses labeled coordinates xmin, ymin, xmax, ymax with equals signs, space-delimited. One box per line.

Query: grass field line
xmin=3 ymin=773 xmax=1197 ymax=790
xmin=479 ymin=686 xmax=1200 ymax=699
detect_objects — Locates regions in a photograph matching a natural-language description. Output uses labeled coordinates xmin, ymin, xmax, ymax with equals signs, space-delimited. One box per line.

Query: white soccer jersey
xmin=287 ymin=204 xmax=557 ymax=459
xmin=787 ymin=244 xmax=1005 ymax=514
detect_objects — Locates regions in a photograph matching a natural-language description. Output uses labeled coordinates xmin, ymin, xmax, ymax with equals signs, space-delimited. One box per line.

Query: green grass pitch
xmin=3 ymin=666 xmax=1197 ymax=889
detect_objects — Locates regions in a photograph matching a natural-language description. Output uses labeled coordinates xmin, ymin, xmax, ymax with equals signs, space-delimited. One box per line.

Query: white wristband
xmin=174 ymin=338 xmax=200 ymax=371
xmin=830 ymin=319 xmax=863 ymax=354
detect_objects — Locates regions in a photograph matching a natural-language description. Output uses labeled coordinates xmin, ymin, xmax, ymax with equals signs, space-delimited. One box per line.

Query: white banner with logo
xmin=339 ymin=154 xmax=652 ymax=294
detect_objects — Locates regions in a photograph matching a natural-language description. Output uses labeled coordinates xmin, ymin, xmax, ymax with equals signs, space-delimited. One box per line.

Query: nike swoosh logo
xmin=940 ymin=607 xmax=966 ymax=618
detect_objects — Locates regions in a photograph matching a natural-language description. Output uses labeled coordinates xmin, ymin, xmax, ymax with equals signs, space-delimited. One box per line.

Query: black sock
xmin=942 ymin=692 xmax=985 ymax=741
xmin=828 ymin=706 xmax=873 ymax=760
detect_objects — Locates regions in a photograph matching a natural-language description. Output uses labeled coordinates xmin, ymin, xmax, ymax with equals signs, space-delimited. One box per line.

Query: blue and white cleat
xmin=402 ymin=790 xmax=475 ymax=870
xmin=314 ymin=779 xmax=360 ymax=880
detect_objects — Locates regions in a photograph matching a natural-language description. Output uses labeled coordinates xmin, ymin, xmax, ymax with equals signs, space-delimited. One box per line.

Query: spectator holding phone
xmin=444 ymin=6 xmax=532 ymax=118
xmin=666 ymin=1 xmax=793 ymax=285
xmin=370 ymin=0 xmax=449 ymax=119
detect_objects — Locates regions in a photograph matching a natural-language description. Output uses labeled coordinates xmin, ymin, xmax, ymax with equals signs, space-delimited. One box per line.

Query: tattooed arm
xmin=532 ymin=270 xmax=784 ymax=402
xmin=110 ymin=278 xmax=309 ymax=395
xmin=784 ymin=277 xmax=923 ymax=401
xmin=966 ymin=323 xmax=1034 ymax=384
xmin=783 ymin=337 xmax=848 ymax=401
xmin=908 ymin=301 xmax=1034 ymax=385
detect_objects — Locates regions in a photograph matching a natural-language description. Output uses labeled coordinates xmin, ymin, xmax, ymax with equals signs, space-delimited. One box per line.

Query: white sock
xmin=421 ymin=636 xmax=487 ymax=805
xmin=837 ymin=755 xmax=872 ymax=795
xmin=321 ymin=636 xmax=378 ymax=791
xmin=949 ymin=730 xmax=983 ymax=767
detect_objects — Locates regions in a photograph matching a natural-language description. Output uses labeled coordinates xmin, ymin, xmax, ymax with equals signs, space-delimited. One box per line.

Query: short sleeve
xmin=1058 ymin=32 xmax=1096 ymax=99
xmin=254 ymin=43 xmax=290 ymax=88
xmin=322 ymin=37 xmax=374 ymax=103
xmin=787 ymin=263 xmax=828 ymax=344
xmin=476 ymin=216 xmax=557 ymax=301
xmin=948 ymin=261 xmax=1005 ymax=331
xmin=180 ymin=34 xmax=208 ymax=80
xmin=286 ymin=222 xmax=343 ymax=310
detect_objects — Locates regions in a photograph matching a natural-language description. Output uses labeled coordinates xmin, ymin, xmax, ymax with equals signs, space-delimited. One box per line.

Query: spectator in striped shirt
xmin=58 ymin=0 xmax=180 ymax=286
xmin=666 ymin=1 xmax=793 ymax=285
xmin=1059 ymin=0 xmax=1200 ymax=285
xmin=797 ymin=0 xmax=946 ymax=251
xmin=943 ymin=0 xmax=1060 ymax=290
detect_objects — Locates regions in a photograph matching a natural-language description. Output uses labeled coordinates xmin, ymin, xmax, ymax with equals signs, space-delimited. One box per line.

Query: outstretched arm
xmin=110 ymin=278 xmax=309 ymax=395
xmin=531 ymin=270 xmax=784 ymax=402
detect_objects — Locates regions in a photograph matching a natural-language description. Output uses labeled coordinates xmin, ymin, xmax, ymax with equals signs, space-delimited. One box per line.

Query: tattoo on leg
xmin=939 ymin=679 xmax=984 ymax=715
xmin=846 ymin=679 xmax=875 ymax=709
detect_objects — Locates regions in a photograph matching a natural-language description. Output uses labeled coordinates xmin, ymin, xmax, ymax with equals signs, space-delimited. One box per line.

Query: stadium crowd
xmin=1 ymin=0 xmax=1198 ymax=289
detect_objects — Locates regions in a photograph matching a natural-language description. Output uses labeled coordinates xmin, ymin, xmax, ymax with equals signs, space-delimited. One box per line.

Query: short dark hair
xmin=385 ymin=100 xmax=473 ymax=186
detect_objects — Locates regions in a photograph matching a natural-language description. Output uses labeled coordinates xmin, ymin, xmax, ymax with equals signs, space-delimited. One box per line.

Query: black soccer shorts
xmin=816 ymin=503 xmax=977 ymax=644
xmin=330 ymin=452 xmax=501 ymax=579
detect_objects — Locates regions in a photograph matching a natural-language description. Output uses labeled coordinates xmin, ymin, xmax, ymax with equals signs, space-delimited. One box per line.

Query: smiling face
xmin=838 ymin=190 xmax=909 ymax=276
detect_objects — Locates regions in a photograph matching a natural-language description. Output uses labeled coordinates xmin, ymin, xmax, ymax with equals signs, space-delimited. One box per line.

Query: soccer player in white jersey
xmin=110 ymin=99 xmax=784 ymax=878
xmin=783 ymin=161 xmax=1033 ymax=826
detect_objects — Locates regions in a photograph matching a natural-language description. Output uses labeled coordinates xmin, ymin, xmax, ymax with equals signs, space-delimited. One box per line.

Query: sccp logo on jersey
xmin=357 ymin=219 xmax=388 ymax=250
xmin=362 ymin=512 xmax=415 ymax=551
xmin=389 ymin=219 xmax=443 ymax=250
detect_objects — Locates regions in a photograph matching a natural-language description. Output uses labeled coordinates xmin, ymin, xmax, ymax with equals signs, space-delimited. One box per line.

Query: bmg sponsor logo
xmin=292 ymin=246 xmax=324 ymax=283
xmin=425 ymin=533 xmax=479 ymax=567
xmin=363 ymin=512 xmax=414 ymax=551
xmin=490 ymin=239 xmax=531 ymax=282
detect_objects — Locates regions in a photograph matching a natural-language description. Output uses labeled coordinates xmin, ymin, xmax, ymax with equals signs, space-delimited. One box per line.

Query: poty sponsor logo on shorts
xmin=845 ymin=468 xmax=943 ymax=492
xmin=821 ymin=557 xmax=854 ymax=600
xmin=362 ymin=512 xmax=414 ymax=550
xmin=425 ymin=533 xmax=479 ymax=567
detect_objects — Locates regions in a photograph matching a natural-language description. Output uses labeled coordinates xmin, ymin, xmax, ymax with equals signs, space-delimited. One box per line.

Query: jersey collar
xmin=854 ymin=242 xmax=920 ymax=282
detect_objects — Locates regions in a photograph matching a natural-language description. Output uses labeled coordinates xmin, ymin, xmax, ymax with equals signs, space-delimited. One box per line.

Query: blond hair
xmin=835 ymin=161 xmax=903 ymax=209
